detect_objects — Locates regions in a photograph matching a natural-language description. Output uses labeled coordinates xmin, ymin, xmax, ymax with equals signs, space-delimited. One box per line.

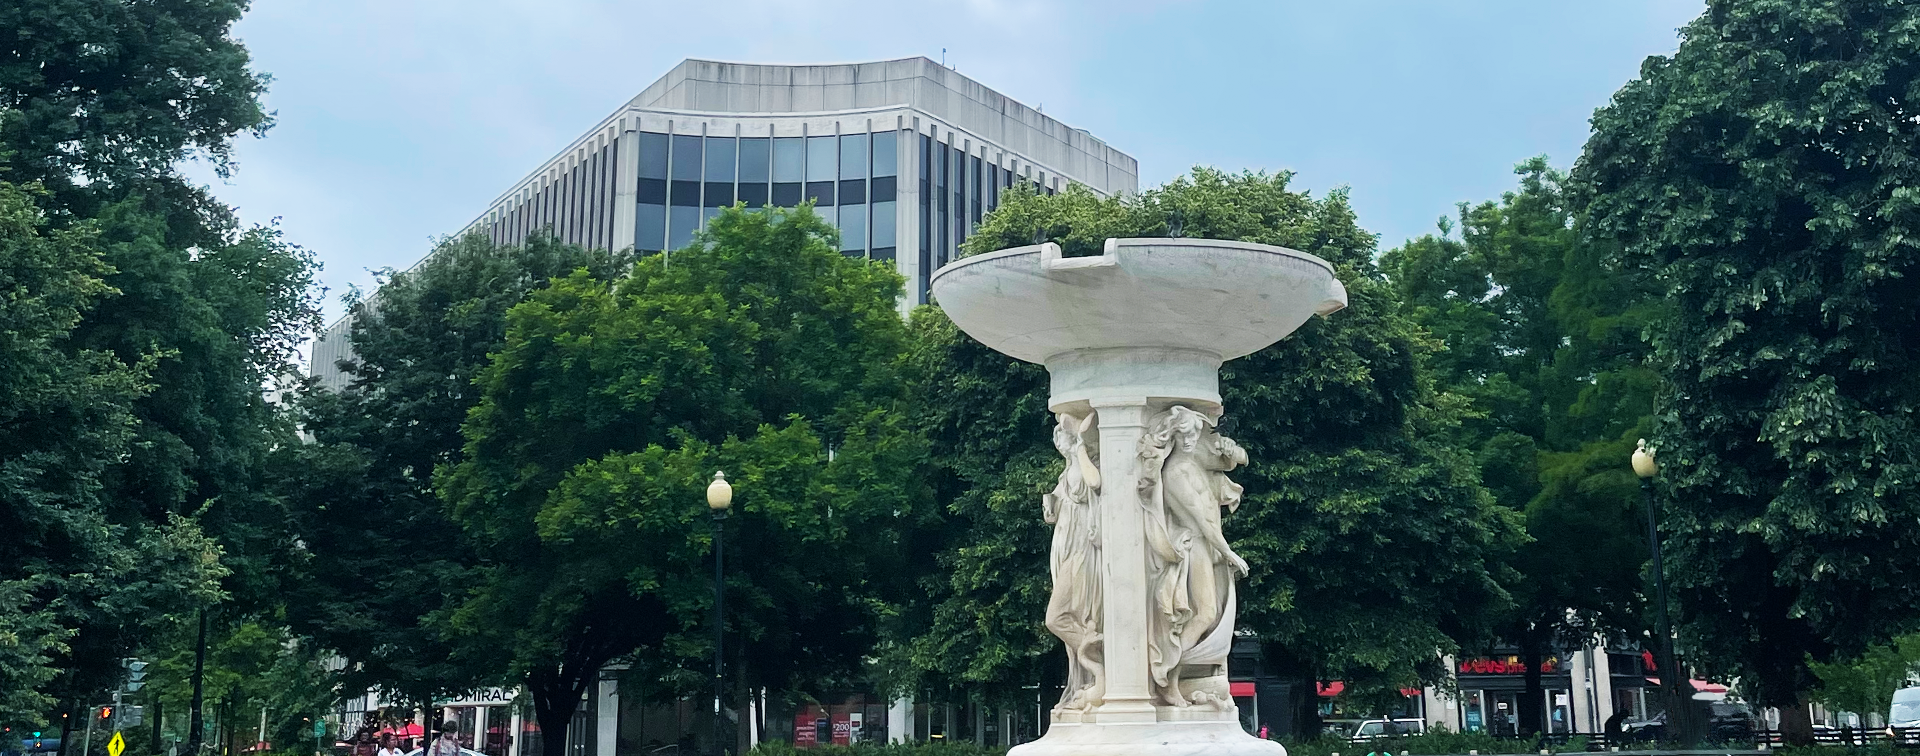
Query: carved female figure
xmin=1140 ymin=405 xmax=1250 ymax=708
xmin=1044 ymin=412 xmax=1104 ymax=712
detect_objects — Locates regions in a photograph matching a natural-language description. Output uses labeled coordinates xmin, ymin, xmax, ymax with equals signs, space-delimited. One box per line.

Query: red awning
xmin=1231 ymin=682 xmax=1256 ymax=698
xmin=377 ymin=724 xmax=424 ymax=738
xmin=1645 ymin=677 xmax=1729 ymax=693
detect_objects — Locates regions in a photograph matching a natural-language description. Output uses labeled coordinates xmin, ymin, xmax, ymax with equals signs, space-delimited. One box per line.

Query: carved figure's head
xmin=1162 ymin=405 xmax=1214 ymax=453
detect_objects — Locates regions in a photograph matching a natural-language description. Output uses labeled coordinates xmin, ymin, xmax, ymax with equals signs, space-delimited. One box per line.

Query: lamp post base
xmin=1012 ymin=719 xmax=1287 ymax=756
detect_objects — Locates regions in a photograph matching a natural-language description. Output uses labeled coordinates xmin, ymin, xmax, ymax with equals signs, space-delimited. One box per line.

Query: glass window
xmin=638 ymin=178 xmax=667 ymax=205
xmin=669 ymin=180 xmax=700 ymax=207
xmin=635 ymin=203 xmax=666 ymax=253
xmin=772 ymin=182 xmax=802 ymax=207
xmin=872 ymin=201 xmax=896 ymax=248
xmin=872 ymin=131 xmax=898 ymax=177
xmin=703 ymin=182 xmax=734 ymax=208
xmin=839 ymin=134 xmax=868 ymax=179
xmin=670 ymin=135 xmax=702 ymax=181
xmin=970 ymin=154 xmax=983 ymax=225
xmin=840 ymin=204 xmax=866 ymax=253
xmin=738 ymin=138 xmax=770 ymax=183
xmin=870 ymin=176 xmax=896 ymax=203
xmin=738 ymin=183 xmax=768 ymax=208
xmin=639 ymin=133 xmax=669 ymax=180
xmin=806 ymin=136 xmax=837 ymax=182
xmin=872 ymin=246 xmax=895 ymax=262
xmin=839 ymin=178 xmax=866 ymax=205
xmin=805 ymin=181 xmax=835 ymax=207
xmin=704 ymin=137 xmax=736 ymax=183
xmin=668 ymin=205 xmax=699 ymax=250
xmin=702 ymin=206 xmax=722 ymax=228
xmin=773 ymin=138 xmax=804 ymax=182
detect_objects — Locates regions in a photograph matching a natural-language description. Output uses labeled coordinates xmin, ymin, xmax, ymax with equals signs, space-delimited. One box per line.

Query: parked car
xmin=1348 ymin=719 xmax=1426 ymax=742
xmin=1704 ymin=702 xmax=1756 ymax=744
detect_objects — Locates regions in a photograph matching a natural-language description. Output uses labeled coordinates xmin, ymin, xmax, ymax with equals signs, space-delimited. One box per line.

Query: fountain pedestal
xmin=931 ymin=238 xmax=1347 ymax=756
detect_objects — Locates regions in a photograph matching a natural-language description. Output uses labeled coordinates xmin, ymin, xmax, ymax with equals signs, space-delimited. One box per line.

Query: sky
xmin=185 ymin=0 xmax=1706 ymax=331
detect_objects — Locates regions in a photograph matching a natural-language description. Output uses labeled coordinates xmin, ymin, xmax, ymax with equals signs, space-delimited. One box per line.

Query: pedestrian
xmin=377 ymin=734 xmax=404 ymax=756
xmin=426 ymin=723 xmax=461 ymax=756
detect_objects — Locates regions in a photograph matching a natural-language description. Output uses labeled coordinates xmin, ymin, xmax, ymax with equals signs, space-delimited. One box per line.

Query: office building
xmin=312 ymin=56 xmax=1138 ymax=389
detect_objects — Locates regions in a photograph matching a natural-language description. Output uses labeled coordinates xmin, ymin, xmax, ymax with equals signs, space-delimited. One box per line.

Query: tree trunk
xmin=152 ymin=697 xmax=164 ymax=754
xmin=1777 ymin=695 xmax=1815 ymax=746
xmin=1292 ymin=675 xmax=1321 ymax=739
xmin=1519 ymin=630 xmax=1547 ymax=740
xmin=530 ymin=671 xmax=589 ymax=756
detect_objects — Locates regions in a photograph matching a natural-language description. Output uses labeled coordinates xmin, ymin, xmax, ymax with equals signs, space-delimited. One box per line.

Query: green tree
xmin=0 ymin=0 xmax=268 ymax=204
xmin=1809 ymin=634 xmax=1920 ymax=723
xmin=899 ymin=171 xmax=1520 ymax=731
xmin=1576 ymin=0 xmax=1920 ymax=742
xmin=439 ymin=206 xmax=926 ymax=756
xmin=277 ymin=232 xmax=629 ymax=709
xmin=1381 ymin=159 xmax=1658 ymax=736
xmin=3 ymin=0 xmax=317 ymax=739
xmin=0 ymin=179 xmax=231 ymax=731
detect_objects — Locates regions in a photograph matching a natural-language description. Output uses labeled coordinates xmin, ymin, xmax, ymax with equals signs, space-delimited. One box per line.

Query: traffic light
xmin=122 ymin=659 xmax=148 ymax=692
xmin=100 ymin=706 xmax=113 ymax=720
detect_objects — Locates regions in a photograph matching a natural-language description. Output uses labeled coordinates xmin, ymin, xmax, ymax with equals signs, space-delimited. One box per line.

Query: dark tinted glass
xmin=839 ymin=178 xmax=866 ymax=205
xmin=703 ymin=182 xmax=734 ymax=208
xmin=738 ymin=138 xmax=770 ymax=183
xmin=637 ymin=178 xmax=667 ymax=205
xmin=639 ymin=133 xmax=669 ymax=180
xmin=738 ymin=183 xmax=768 ymax=208
xmin=872 ymin=131 xmax=898 ymax=177
xmin=669 ymin=180 xmax=700 ymax=207
xmin=871 ymin=246 xmax=895 ymax=262
xmin=670 ymin=135 xmax=702 ymax=181
xmin=704 ymin=137 xmax=736 ymax=182
xmin=805 ymin=181 xmax=835 ymax=206
xmin=773 ymin=138 xmax=804 ymax=182
xmin=870 ymin=176 xmax=896 ymax=203
xmin=772 ymin=182 xmax=802 ymax=207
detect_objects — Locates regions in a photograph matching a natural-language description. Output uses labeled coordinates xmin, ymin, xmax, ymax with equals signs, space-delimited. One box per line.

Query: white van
xmin=1889 ymin=686 xmax=1920 ymax=744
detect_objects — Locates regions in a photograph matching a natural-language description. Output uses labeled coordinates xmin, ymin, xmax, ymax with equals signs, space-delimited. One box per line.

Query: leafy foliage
xmin=1808 ymin=634 xmax=1920 ymax=720
xmin=439 ymin=206 xmax=927 ymax=754
xmin=1380 ymin=159 xmax=1659 ymax=733
xmin=1576 ymin=0 xmax=1920 ymax=718
xmin=278 ymin=231 xmax=629 ymax=706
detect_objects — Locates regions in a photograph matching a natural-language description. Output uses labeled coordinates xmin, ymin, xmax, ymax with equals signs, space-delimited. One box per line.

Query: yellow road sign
xmin=107 ymin=731 xmax=125 ymax=756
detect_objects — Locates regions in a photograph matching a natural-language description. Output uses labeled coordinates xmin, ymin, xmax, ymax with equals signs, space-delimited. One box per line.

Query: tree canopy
xmin=1576 ymin=0 xmax=1920 ymax=731
xmin=438 ymin=206 xmax=928 ymax=756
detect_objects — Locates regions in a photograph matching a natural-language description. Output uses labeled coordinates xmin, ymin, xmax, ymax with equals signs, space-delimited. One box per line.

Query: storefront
xmin=438 ymin=688 xmax=518 ymax=756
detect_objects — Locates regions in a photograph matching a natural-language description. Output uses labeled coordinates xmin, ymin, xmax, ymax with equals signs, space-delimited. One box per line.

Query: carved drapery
xmin=1044 ymin=412 xmax=1105 ymax=712
xmin=1138 ymin=405 xmax=1249 ymax=710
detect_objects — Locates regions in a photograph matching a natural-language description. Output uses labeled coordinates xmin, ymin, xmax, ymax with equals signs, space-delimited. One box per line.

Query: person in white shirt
xmin=376 ymin=734 xmax=404 ymax=756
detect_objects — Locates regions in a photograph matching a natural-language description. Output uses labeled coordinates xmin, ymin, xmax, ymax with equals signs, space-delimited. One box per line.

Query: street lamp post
xmin=706 ymin=471 xmax=733 ymax=756
xmin=1633 ymin=440 xmax=1695 ymax=744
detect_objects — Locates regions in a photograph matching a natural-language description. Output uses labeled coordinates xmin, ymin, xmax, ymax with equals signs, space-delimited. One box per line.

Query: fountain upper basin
xmin=931 ymin=238 xmax=1348 ymax=411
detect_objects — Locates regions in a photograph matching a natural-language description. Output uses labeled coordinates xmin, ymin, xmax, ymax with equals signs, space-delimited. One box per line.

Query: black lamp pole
xmin=1635 ymin=441 xmax=1693 ymax=744
xmin=706 ymin=472 xmax=733 ymax=756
